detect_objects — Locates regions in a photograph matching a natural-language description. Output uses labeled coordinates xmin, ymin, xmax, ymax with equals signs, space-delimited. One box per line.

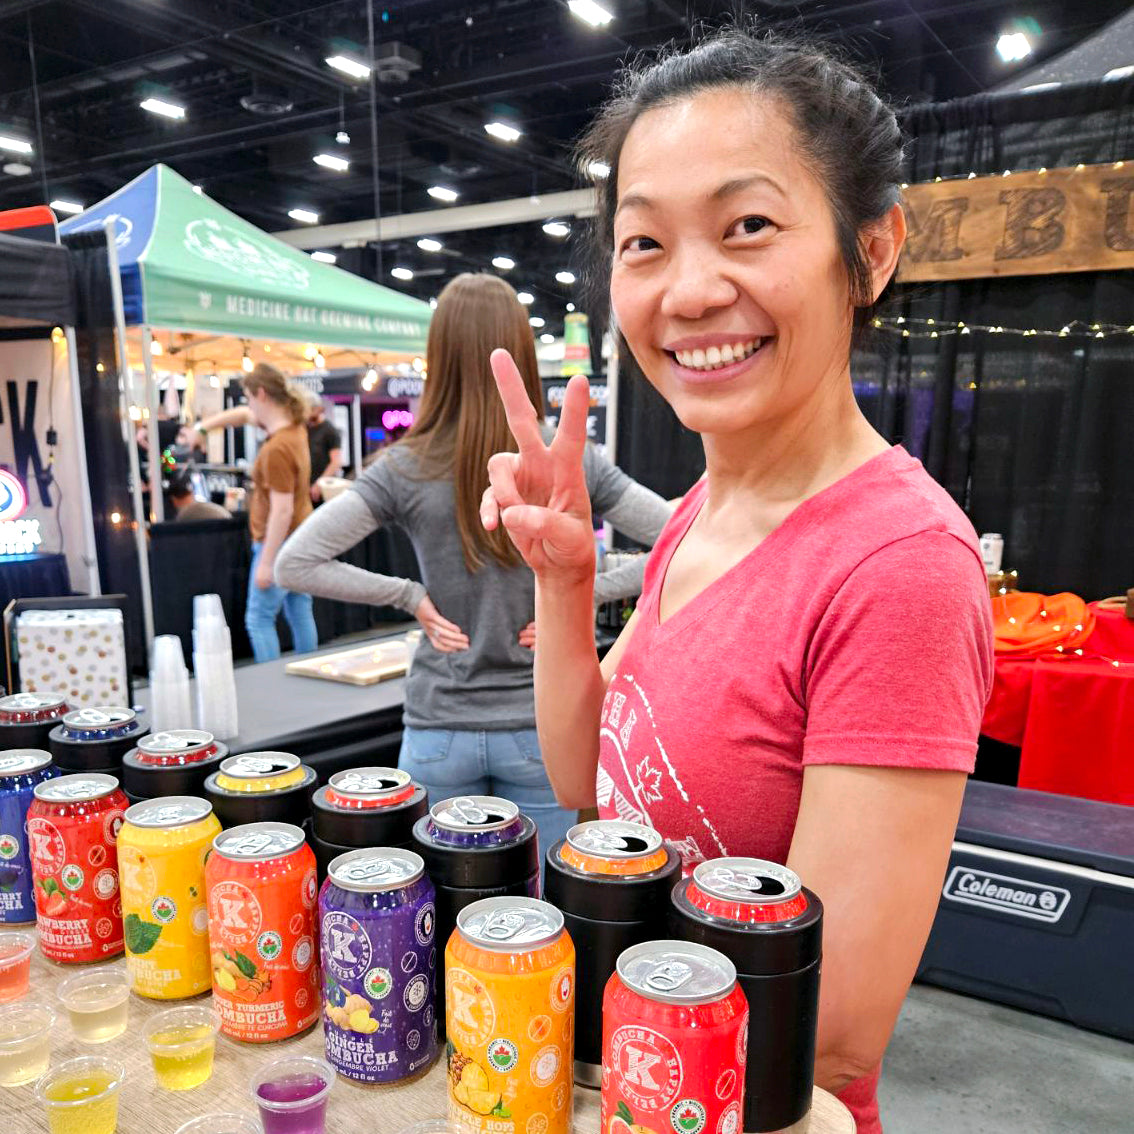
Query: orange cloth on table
xmin=991 ymin=591 xmax=1095 ymax=656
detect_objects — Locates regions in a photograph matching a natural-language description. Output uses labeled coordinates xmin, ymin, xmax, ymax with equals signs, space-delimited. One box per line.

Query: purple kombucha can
xmin=319 ymin=847 xmax=438 ymax=1084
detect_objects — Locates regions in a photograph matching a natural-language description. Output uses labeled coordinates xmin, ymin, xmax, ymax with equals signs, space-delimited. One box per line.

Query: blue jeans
xmin=398 ymin=727 xmax=575 ymax=889
xmin=245 ymin=542 xmax=319 ymax=663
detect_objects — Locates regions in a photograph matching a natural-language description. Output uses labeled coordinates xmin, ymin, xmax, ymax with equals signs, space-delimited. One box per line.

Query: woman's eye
xmin=622 ymin=235 xmax=661 ymax=254
xmin=728 ymin=215 xmax=772 ymax=237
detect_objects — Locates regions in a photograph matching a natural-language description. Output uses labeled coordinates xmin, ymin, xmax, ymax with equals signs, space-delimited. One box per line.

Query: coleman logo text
xmin=943 ymin=866 xmax=1070 ymax=923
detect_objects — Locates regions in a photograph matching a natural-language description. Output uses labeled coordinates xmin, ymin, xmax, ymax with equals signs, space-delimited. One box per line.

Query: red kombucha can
xmin=205 ymin=822 xmax=320 ymax=1042
xmin=27 ymin=772 xmax=128 ymax=963
xmin=601 ymin=941 xmax=748 ymax=1134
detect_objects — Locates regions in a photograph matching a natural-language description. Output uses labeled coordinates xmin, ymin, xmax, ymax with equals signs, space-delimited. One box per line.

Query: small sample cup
xmin=143 ymin=1004 xmax=221 ymax=1090
xmin=0 ymin=1004 xmax=55 ymax=1086
xmin=251 ymin=1054 xmax=335 ymax=1134
xmin=35 ymin=1054 xmax=124 ymax=1134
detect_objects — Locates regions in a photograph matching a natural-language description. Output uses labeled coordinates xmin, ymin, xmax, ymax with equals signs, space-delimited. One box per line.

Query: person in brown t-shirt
xmin=242 ymin=364 xmax=318 ymax=662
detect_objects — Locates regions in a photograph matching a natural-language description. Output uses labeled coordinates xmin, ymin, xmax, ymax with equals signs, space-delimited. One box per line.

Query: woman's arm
xmin=276 ymin=491 xmax=468 ymax=652
xmin=787 ymin=765 xmax=965 ymax=1093
xmin=199 ymin=405 xmax=255 ymax=432
xmin=256 ymin=489 xmax=294 ymax=589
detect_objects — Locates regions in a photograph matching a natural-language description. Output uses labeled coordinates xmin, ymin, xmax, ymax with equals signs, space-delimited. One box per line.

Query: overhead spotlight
xmin=150 ymin=339 xmax=164 ymax=357
xmin=313 ymin=153 xmax=350 ymax=172
xmin=427 ymin=185 xmax=459 ymax=202
xmin=566 ymin=302 xmax=576 ymax=312
xmin=428 ymin=297 xmax=438 ymax=310
xmin=326 ymin=54 xmax=371 ymax=80
xmin=192 ymin=184 xmax=204 ymax=194
xmin=996 ymin=32 xmax=1033 ymax=63
xmin=288 ymin=207 xmax=320 ymax=224
xmin=517 ymin=291 xmax=534 ymax=305
xmin=1105 ymin=65 xmax=1134 ymax=81
xmin=49 ymin=199 xmax=83 ymax=215
xmin=540 ymin=333 xmax=555 ymax=345
xmin=336 ymin=130 xmax=351 ymax=145
xmin=140 ymin=97 xmax=187 ymax=120
xmin=391 ymin=267 xmax=414 ymax=280
xmin=362 ymin=366 xmax=379 ymax=391
xmin=417 ymin=237 xmax=443 ymax=252
xmin=492 ymin=256 xmax=515 ymax=270
xmin=568 ymin=0 xmax=614 ymax=28
xmin=542 ymin=220 xmax=570 ymax=238
xmin=555 ymin=271 xmax=576 ymax=285
xmin=241 ymin=348 xmax=253 ymax=373
xmin=587 ymin=161 xmax=611 ymax=179
xmin=313 ymin=352 xmax=326 ymax=368
xmin=311 ymin=251 xmax=337 ymax=264
xmin=0 ymin=134 xmax=33 ymax=155
xmin=484 ymin=121 xmax=522 ymax=143
xmin=529 ymin=317 xmax=546 ymax=329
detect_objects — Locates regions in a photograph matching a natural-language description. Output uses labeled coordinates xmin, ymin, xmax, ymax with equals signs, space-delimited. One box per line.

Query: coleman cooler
xmin=917 ymin=780 xmax=1134 ymax=1040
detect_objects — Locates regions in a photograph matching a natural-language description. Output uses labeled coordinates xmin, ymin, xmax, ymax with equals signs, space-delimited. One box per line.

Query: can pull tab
xmin=451 ymin=796 xmax=488 ymax=826
xmin=716 ymin=866 xmax=785 ymax=898
xmin=645 ymin=960 xmax=693 ymax=993
xmin=149 ymin=731 xmax=186 ymax=749
xmin=342 ymin=860 xmax=391 ymax=884
xmin=482 ymin=910 xmax=525 ymax=940
xmin=71 ymin=708 xmax=113 ymax=725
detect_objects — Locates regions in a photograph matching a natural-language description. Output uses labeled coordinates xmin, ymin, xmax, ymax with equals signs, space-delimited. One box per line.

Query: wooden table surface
xmin=4 ymin=934 xmax=853 ymax=1134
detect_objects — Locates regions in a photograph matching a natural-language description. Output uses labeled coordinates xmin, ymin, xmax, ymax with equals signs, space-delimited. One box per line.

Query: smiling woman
xmin=483 ymin=27 xmax=994 ymax=1134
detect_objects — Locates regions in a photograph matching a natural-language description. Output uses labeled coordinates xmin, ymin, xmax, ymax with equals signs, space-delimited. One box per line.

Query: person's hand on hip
xmin=414 ymin=595 xmax=470 ymax=653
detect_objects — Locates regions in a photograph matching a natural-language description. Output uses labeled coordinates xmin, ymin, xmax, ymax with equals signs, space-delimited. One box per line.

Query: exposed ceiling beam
xmin=273 ymin=188 xmax=597 ymax=249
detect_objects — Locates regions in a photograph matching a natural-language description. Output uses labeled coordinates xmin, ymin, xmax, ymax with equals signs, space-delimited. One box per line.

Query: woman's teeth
xmin=674 ymin=339 xmax=762 ymax=371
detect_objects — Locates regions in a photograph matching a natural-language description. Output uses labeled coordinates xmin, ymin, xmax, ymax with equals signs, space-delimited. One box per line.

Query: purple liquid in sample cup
xmin=254 ymin=1069 xmax=331 ymax=1134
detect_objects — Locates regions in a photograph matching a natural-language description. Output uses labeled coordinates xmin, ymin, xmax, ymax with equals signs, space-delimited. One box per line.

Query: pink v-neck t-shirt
xmin=596 ymin=445 xmax=993 ymax=1133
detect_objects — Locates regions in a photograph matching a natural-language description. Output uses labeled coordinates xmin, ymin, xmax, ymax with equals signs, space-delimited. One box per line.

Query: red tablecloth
xmin=981 ymin=605 xmax=1134 ymax=805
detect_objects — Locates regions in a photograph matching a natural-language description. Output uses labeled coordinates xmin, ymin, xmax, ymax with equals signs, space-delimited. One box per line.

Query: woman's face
xmin=610 ymin=89 xmax=856 ymax=438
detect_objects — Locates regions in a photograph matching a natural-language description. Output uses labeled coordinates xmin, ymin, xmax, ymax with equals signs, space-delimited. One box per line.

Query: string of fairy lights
xmin=870 ymin=317 xmax=1134 ymax=340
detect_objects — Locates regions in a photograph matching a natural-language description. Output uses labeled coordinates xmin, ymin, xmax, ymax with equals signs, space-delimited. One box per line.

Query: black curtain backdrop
xmin=62 ymin=229 xmax=146 ymax=669
xmin=615 ymin=79 xmax=1134 ymax=597
xmin=0 ymin=231 xmax=75 ymax=327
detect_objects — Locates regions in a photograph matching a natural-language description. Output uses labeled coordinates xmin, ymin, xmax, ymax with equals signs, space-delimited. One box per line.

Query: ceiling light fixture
xmin=311 ymin=251 xmax=337 ymax=263
xmin=150 ymin=339 xmax=163 ymax=357
xmin=587 ymin=160 xmax=611 ymax=179
xmin=427 ymin=185 xmax=459 ymax=202
xmin=417 ymin=237 xmax=443 ymax=252
xmin=288 ymin=207 xmax=320 ymax=224
xmin=313 ymin=153 xmax=350 ymax=172
xmin=566 ymin=302 xmax=576 ymax=312
xmin=492 ymin=256 xmax=515 ymax=270
xmin=314 ymin=351 xmax=326 ymax=368
xmin=517 ymin=291 xmax=534 ymax=305
xmin=540 ymin=333 xmax=555 ymax=345
xmin=326 ymin=54 xmax=371 ymax=80
xmin=0 ymin=134 xmax=33 ymax=155
xmin=140 ymin=97 xmax=187 ymax=120
xmin=555 ymin=271 xmax=576 ymax=285
xmin=428 ymin=297 xmax=438 ymax=310
xmin=542 ymin=220 xmax=570 ymax=238
xmin=391 ymin=267 xmax=414 ymax=280
xmin=484 ymin=121 xmax=522 ymax=143
xmin=530 ymin=317 xmax=546 ymax=328
xmin=996 ymin=32 xmax=1033 ymax=63
xmin=49 ymin=199 xmax=83 ymax=215
xmin=336 ymin=130 xmax=351 ymax=144
xmin=192 ymin=184 xmax=204 ymax=194
xmin=568 ymin=0 xmax=614 ymax=28
xmin=1104 ymin=65 xmax=1134 ymax=81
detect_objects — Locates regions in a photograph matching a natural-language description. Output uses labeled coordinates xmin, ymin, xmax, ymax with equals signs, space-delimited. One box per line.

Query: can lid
xmin=125 ymin=796 xmax=213 ymax=829
xmin=457 ymin=896 xmax=563 ymax=951
xmin=431 ymin=795 xmax=518 ymax=833
xmin=61 ymin=706 xmax=137 ymax=732
xmin=617 ymin=940 xmax=737 ymax=1005
xmin=693 ymin=858 xmax=802 ymax=904
xmin=329 ymin=848 xmax=424 ymax=892
xmin=215 ymin=753 xmax=304 ymax=793
xmin=137 ymin=729 xmax=214 ymax=755
xmin=0 ymin=749 xmax=52 ymax=777
xmin=213 ymin=822 xmax=306 ymax=860
xmin=0 ymin=692 xmax=66 ymax=714
xmin=567 ymin=820 xmax=662 ymax=858
xmin=33 ymin=772 xmax=119 ymax=802
xmin=325 ymin=767 xmax=414 ymax=808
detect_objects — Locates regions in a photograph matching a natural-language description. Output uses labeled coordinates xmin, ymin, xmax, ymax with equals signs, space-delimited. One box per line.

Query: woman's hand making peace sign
xmin=480 ymin=348 xmax=596 ymax=584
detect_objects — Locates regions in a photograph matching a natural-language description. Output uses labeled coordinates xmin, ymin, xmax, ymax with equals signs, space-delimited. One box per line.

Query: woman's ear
xmin=863 ymin=202 xmax=907 ymax=303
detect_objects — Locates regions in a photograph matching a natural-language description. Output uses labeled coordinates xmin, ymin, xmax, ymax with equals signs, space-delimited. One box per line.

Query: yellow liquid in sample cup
xmin=63 ymin=982 xmax=129 ymax=1043
xmin=0 ymin=1023 xmax=50 ymax=1085
xmin=148 ymin=1022 xmax=217 ymax=1090
xmin=44 ymin=1070 xmax=120 ymax=1134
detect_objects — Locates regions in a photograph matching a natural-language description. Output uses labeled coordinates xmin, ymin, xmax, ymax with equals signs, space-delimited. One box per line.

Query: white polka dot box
xmin=14 ymin=609 xmax=128 ymax=706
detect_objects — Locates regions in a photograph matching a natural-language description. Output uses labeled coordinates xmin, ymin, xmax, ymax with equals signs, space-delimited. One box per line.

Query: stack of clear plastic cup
xmin=149 ymin=635 xmax=193 ymax=732
xmin=193 ymin=595 xmax=239 ymax=741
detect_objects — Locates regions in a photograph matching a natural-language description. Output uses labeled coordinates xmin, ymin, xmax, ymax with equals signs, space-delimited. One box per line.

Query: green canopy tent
xmin=60 ymin=163 xmax=430 ymax=353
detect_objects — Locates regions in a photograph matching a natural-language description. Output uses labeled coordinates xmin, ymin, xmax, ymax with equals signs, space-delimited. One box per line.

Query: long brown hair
xmin=242 ymin=362 xmax=307 ymax=425
xmin=403 ymin=273 xmax=544 ymax=572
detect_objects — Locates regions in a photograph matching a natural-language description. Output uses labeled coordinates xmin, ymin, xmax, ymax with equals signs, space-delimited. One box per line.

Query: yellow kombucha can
xmin=118 ymin=796 xmax=221 ymax=998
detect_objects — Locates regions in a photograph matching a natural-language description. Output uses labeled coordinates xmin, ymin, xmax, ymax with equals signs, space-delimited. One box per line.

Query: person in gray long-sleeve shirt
xmin=275 ymin=273 xmax=673 ymax=862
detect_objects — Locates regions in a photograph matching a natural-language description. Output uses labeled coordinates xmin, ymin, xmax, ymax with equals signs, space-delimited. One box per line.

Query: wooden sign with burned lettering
xmin=897 ymin=163 xmax=1134 ymax=282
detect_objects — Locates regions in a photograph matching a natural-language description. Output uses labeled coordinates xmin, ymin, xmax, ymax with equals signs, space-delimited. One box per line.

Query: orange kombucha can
xmin=445 ymin=896 xmax=575 ymax=1134
xmin=205 ymin=822 xmax=319 ymax=1042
